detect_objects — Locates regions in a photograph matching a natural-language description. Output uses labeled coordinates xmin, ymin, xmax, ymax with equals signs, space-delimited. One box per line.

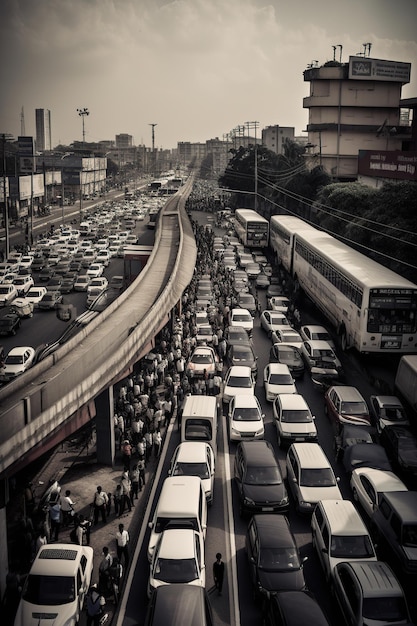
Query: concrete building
xmin=262 ymin=125 xmax=295 ymax=154
xmin=35 ymin=108 xmax=52 ymax=152
xmin=303 ymin=56 xmax=412 ymax=180
xmin=115 ymin=133 xmax=133 ymax=149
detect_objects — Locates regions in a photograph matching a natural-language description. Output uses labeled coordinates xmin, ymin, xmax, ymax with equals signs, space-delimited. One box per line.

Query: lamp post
xmin=77 ymin=108 xmax=89 ymax=151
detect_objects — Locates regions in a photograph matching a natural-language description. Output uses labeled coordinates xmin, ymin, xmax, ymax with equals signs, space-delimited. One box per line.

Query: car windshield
xmin=245 ymin=466 xmax=282 ymax=485
xmin=271 ymin=316 xmax=288 ymax=325
xmin=5 ymin=355 xmax=24 ymax=364
xmin=198 ymin=328 xmax=211 ymax=336
xmin=382 ymin=407 xmax=407 ymax=421
xmin=232 ymin=408 xmax=261 ymax=422
xmin=341 ymin=401 xmax=368 ymax=415
xmin=300 ymin=468 xmax=336 ymax=487
xmin=362 ymin=597 xmax=408 ymax=622
xmin=233 ymin=314 xmax=251 ymax=322
xmin=269 ymin=374 xmax=292 ymax=385
xmin=23 ymin=574 xmax=75 ymax=605
xmin=233 ymin=348 xmax=252 ymax=361
xmin=0 ymin=287 xmax=11 ymax=294
xmin=281 ymin=410 xmax=312 ymax=423
xmin=154 ymin=557 xmax=198 ymax=583
xmin=281 ymin=334 xmax=300 ymax=344
xmin=227 ymin=375 xmax=252 ymax=388
xmin=191 ymin=354 xmax=213 ymax=364
xmin=259 ymin=547 xmax=300 ymax=571
xmin=330 ymin=535 xmax=375 ymax=558
xmin=402 ymin=524 xmax=417 ymax=547
xmin=317 ymin=349 xmax=335 ymax=359
xmin=173 ymin=462 xmax=210 ymax=479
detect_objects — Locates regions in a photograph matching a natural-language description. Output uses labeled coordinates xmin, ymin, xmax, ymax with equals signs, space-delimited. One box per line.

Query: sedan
xmin=13 ymin=275 xmax=34 ymax=295
xmin=301 ymin=340 xmax=342 ymax=372
xmin=168 ymin=442 xmax=215 ymax=505
xmin=246 ymin=515 xmax=306 ymax=601
xmin=60 ymin=273 xmax=77 ymax=294
xmin=255 ymin=273 xmax=270 ymax=289
xmin=246 ymin=262 xmax=262 ymax=279
xmin=46 ymin=276 xmax=63 ymax=292
xmin=263 ymin=363 xmax=296 ymax=402
xmin=300 ymin=324 xmax=336 ymax=350
xmin=269 ymin=344 xmax=305 ymax=379
xmin=1 ymin=346 xmax=36 ymax=381
xmin=271 ymin=328 xmax=303 ymax=351
xmin=38 ymin=266 xmax=55 ymax=282
xmin=86 ymin=263 xmax=104 ymax=278
xmin=38 ymin=291 xmax=63 ymax=310
xmin=324 ymin=386 xmax=371 ymax=430
xmin=186 ymin=346 xmax=219 ymax=379
xmin=0 ymin=284 xmax=18 ymax=306
xmin=26 ymin=286 xmax=47 ymax=308
xmin=222 ymin=366 xmax=255 ymax=404
xmin=87 ymin=277 xmax=109 ymax=293
xmin=228 ymin=395 xmax=265 ymax=441
xmin=273 ymin=393 xmax=317 ymax=446
xmin=226 ymin=343 xmax=258 ymax=379
xmin=350 ymin=467 xmax=408 ymax=518
xmin=260 ymin=311 xmax=291 ymax=336
xmin=74 ymin=275 xmax=91 ymax=291
xmin=147 ymin=528 xmax=205 ymax=598
xmin=267 ymin=296 xmax=290 ymax=313
xmin=225 ymin=325 xmax=252 ymax=348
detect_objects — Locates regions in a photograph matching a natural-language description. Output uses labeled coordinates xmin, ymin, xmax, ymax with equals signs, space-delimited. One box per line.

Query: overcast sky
xmin=1 ymin=0 xmax=416 ymax=150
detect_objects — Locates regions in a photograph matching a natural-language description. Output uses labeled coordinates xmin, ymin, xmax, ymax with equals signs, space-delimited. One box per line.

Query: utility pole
xmin=77 ymin=108 xmax=89 ymax=150
xmin=149 ymin=123 xmax=157 ymax=175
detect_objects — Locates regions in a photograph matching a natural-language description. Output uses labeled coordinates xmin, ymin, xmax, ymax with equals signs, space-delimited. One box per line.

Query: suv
xmin=14 ymin=544 xmax=94 ymax=626
xmin=273 ymin=393 xmax=317 ymax=447
xmin=234 ymin=441 xmax=289 ymax=517
xmin=286 ymin=443 xmax=342 ymax=514
xmin=370 ymin=491 xmax=417 ymax=575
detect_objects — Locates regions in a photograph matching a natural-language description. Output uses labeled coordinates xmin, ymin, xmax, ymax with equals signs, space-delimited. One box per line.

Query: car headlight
xmin=231 ymin=427 xmax=240 ymax=435
xmin=244 ymin=497 xmax=255 ymax=506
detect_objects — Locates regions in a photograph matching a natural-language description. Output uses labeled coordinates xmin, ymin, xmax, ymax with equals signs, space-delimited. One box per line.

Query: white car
xmin=260 ymin=310 xmax=291 ymax=336
xmin=19 ymin=255 xmax=34 ymax=269
xmin=267 ymin=296 xmax=290 ymax=313
xmin=86 ymin=263 xmax=104 ymax=278
xmin=74 ymin=275 xmax=91 ymax=291
xmin=147 ymin=528 xmax=205 ymax=598
xmin=95 ymin=250 xmax=110 ymax=267
xmin=1 ymin=346 xmax=36 ymax=381
xmin=186 ymin=346 xmax=219 ymax=378
xmin=222 ymin=365 xmax=255 ymax=404
xmin=301 ymin=340 xmax=342 ymax=371
xmin=263 ymin=363 xmax=296 ymax=402
xmin=273 ymin=393 xmax=317 ymax=446
xmin=271 ymin=328 xmax=303 ymax=350
xmin=230 ymin=308 xmax=253 ymax=334
xmin=0 ymin=283 xmax=18 ymax=306
xmin=14 ymin=543 xmax=94 ymax=626
xmin=13 ymin=275 xmax=35 ymax=296
xmin=300 ymin=325 xmax=336 ymax=350
xmin=26 ymin=286 xmax=47 ymax=308
xmin=286 ymin=442 xmax=342 ymax=514
xmin=169 ymin=442 xmax=215 ymax=504
xmin=195 ymin=324 xmax=213 ymax=345
xmin=228 ymin=395 xmax=265 ymax=442
xmin=87 ymin=277 xmax=108 ymax=293
xmin=350 ymin=467 xmax=408 ymax=518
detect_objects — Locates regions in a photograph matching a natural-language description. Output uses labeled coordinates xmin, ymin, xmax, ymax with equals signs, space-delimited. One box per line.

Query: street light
xmin=77 ymin=108 xmax=89 ymax=150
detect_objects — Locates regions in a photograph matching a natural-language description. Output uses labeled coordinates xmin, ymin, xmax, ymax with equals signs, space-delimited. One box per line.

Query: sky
xmin=1 ymin=0 xmax=416 ymax=150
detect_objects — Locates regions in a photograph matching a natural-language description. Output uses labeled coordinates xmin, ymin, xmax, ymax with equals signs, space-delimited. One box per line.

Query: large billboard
xmin=18 ymin=136 xmax=36 ymax=173
xmin=349 ymin=57 xmax=411 ymax=84
xmin=358 ymin=150 xmax=417 ymax=181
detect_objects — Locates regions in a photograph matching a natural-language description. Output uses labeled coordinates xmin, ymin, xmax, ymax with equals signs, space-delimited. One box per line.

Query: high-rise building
xmin=35 ymin=109 xmax=52 ymax=152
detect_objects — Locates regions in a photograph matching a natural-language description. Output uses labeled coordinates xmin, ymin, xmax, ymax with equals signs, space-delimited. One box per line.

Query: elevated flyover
xmin=0 ymin=181 xmax=197 ymax=479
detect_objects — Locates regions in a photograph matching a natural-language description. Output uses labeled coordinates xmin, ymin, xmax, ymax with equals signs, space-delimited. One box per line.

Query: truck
xmin=395 ymin=354 xmax=417 ymax=414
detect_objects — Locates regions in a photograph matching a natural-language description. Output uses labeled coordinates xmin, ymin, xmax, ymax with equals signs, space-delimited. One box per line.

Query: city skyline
xmin=1 ymin=0 xmax=416 ymax=150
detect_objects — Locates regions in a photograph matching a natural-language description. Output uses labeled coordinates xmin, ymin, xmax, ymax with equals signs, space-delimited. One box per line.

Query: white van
xmin=311 ymin=499 xmax=377 ymax=580
xmin=147 ymin=476 xmax=207 ymax=562
xmin=180 ymin=395 xmax=219 ymax=456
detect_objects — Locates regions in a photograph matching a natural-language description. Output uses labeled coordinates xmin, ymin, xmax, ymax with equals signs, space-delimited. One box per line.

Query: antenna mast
xmin=20 ymin=106 xmax=25 ymax=136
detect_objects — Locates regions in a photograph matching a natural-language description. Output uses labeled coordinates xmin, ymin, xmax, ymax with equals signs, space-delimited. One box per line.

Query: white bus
xmin=270 ymin=215 xmax=317 ymax=273
xmin=234 ymin=209 xmax=269 ymax=248
xmin=270 ymin=215 xmax=417 ymax=354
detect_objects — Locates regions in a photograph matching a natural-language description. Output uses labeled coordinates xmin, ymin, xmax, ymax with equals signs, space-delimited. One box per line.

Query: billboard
xmin=349 ymin=57 xmax=411 ymax=84
xmin=18 ymin=136 xmax=35 ymax=173
xmin=358 ymin=150 xmax=417 ymax=181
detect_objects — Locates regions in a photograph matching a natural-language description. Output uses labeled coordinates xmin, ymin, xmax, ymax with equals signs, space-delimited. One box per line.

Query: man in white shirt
xmin=60 ymin=489 xmax=75 ymax=527
xmin=116 ymin=523 xmax=130 ymax=567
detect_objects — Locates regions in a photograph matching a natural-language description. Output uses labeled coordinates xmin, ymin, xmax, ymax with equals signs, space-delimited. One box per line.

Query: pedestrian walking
xmin=93 ymin=486 xmax=108 ymax=525
xmin=86 ymin=584 xmax=106 ymax=626
xmin=153 ymin=428 xmax=162 ymax=457
xmin=138 ymin=458 xmax=146 ymax=491
xmin=116 ymin=523 xmax=130 ymax=567
xmin=60 ymin=489 xmax=76 ymax=527
xmin=213 ymin=553 xmax=225 ymax=595
xmin=121 ymin=439 xmax=133 ymax=471
xmin=49 ymin=499 xmax=61 ymax=541
xmin=98 ymin=546 xmax=113 ymax=595
xmin=119 ymin=472 xmax=132 ymax=517
xmin=130 ymin=464 xmax=139 ymax=501
xmin=113 ymin=484 xmax=123 ymax=518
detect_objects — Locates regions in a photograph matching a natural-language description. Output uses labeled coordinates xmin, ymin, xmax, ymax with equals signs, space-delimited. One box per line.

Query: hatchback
xmin=324 ymin=386 xmax=371 ymax=430
xmin=234 ymin=441 xmax=289 ymax=516
xmin=1 ymin=346 xmax=36 ymax=380
xmin=222 ymin=366 xmax=255 ymax=404
xmin=246 ymin=515 xmax=306 ymax=600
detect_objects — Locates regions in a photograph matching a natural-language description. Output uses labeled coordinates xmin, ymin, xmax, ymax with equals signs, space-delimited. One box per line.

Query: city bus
xmin=234 ymin=209 xmax=269 ymax=248
xmin=270 ymin=214 xmax=417 ymax=354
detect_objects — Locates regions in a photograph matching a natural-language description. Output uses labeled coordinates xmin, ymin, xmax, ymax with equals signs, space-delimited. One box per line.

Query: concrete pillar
xmin=95 ymin=387 xmax=115 ymax=466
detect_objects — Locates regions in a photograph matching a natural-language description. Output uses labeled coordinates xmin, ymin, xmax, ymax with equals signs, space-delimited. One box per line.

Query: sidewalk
xmin=30 ymin=431 xmax=161 ymax=624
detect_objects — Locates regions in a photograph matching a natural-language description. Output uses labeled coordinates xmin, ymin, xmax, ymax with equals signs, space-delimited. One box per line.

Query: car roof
xmin=290 ymin=443 xmax=331 ymax=469
xmin=381 ymin=491 xmax=417 ymax=522
xmin=239 ymin=440 xmax=276 ymax=466
xmin=31 ymin=544 xmax=92 ymax=577
xmin=251 ymin=514 xmax=294 ymax=548
xmin=371 ymin=395 xmax=404 ymax=409
xmin=227 ymin=365 xmax=252 ymax=376
xmin=305 ymin=340 xmax=334 ymax=350
xmin=317 ymin=499 xmax=369 ymax=535
xmin=353 ymin=467 xmax=407 ymax=492
xmin=174 ymin=442 xmax=210 ymax=463
xmin=271 ymin=591 xmax=330 ymax=626
xmin=330 ymin=386 xmax=366 ymax=402
xmin=232 ymin=395 xmax=260 ymax=408
xmin=146 ymin=585 xmax=210 ymax=626
xmin=158 ymin=529 xmax=196 ymax=559
xmin=267 ymin=363 xmax=291 ymax=373
xmin=277 ymin=394 xmax=310 ymax=410
xmin=339 ymin=561 xmax=404 ymax=597
xmin=7 ymin=346 xmax=33 ymax=356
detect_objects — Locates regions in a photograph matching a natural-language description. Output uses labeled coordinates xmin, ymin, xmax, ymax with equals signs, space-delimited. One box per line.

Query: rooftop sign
xmin=349 ymin=57 xmax=411 ymax=83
